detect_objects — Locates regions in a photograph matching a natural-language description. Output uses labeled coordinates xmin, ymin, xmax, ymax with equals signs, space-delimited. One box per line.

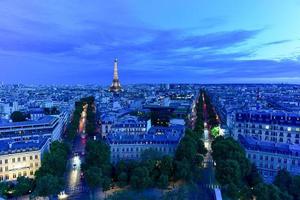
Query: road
xmin=199 ymin=93 xmax=219 ymax=190
xmin=62 ymin=105 xmax=90 ymax=200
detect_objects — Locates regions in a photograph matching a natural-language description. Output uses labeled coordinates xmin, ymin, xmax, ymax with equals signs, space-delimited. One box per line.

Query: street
xmin=199 ymin=93 xmax=218 ymax=190
xmin=63 ymin=105 xmax=90 ymax=200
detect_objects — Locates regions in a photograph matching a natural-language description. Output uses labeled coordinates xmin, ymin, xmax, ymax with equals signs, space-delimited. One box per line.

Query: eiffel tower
xmin=109 ymin=59 xmax=122 ymax=92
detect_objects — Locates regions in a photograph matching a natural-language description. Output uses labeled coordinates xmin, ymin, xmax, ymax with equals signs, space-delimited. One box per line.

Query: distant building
xmin=101 ymin=115 xmax=151 ymax=138
xmin=109 ymin=59 xmax=122 ymax=93
xmin=0 ymin=115 xmax=67 ymax=141
xmin=231 ymin=111 xmax=300 ymax=145
xmin=0 ymin=136 xmax=50 ymax=182
xmin=239 ymin=135 xmax=300 ymax=182
xmin=108 ymin=124 xmax=185 ymax=163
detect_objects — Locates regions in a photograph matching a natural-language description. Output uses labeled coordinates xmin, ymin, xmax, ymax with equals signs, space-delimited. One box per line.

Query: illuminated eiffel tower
xmin=109 ymin=59 xmax=122 ymax=92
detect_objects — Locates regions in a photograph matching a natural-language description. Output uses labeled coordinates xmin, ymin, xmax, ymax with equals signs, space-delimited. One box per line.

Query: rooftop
xmin=0 ymin=136 xmax=50 ymax=155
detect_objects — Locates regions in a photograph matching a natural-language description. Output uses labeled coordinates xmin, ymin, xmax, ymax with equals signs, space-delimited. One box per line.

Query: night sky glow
xmin=1 ymin=0 xmax=300 ymax=84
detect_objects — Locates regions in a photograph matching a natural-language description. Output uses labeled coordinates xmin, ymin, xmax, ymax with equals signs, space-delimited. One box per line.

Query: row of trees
xmin=33 ymin=141 xmax=70 ymax=198
xmin=66 ymin=99 xmax=85 ymax=140
xmin=211 ymin=136 xmax=299 ymax=200
xmin=111 ymin=129 xmax=207 ymax=191
xmin=84 ymin=96 xmax=97 ymax=136
xmin=81 ymin=140 xmax=111 ymax=198
xmin=66 ymin=96 xmax=96 ymax=139
xmin=203 ymin=91 xmax=219 ymax=128
xmin=194 ymin=90 xmax=204 ymax=134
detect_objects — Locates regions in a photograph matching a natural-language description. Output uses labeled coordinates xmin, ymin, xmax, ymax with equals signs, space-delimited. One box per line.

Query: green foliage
xmin=216 ymin=159 xmax=241 ymax=185
xmin=274 ymin=170 xmax=300 ymax=200
xmin=203 ymin=91 xmax=219 ymax=127
xmin=160 ymin=156 xmax=173 ymax=177
xmin=34 ymin=174 xmax=64 ymax=197
xmin=253 ymin=183 xmax=293 ymax=200
xmin=130 ymin=167 xmax=151 ymax=190
xmin=14 ymin=176 xmax=34 ymax=197
xmin=0 ymin=182 xmax=9 ymax=197
xmin=212 ymin=136 xmax=253 ymax=198
xmin=83 ymin=139 xmax=111 ymax=192
xmin=10 ymin=111 xmax=27 ymax=122
xmin=173 ymin=129 xmax=207 ymax=182
xmin=105 ymin=190 xmax=157 ymax=200
xmin=34 ymin=141 xmax=69 ymax=197
xmin=211 ymin=126 xmax=219 ymax=138
xmin=85 ymin=166 xmax=103 ymax=189
xmin=157 ymin=174 xmax=169 ymax=189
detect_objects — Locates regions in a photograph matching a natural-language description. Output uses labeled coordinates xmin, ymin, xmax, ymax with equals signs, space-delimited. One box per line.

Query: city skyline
xmin=1 ymin=0 xmax=300 ymax=84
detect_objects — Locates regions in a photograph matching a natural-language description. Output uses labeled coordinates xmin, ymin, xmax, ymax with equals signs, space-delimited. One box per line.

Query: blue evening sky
xmin=0 ymin=0 xmax=300 ymax=84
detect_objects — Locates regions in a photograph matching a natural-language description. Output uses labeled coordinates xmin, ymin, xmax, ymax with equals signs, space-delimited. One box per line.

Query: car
xmin=72 ymin=163 xmax=77 ymax=170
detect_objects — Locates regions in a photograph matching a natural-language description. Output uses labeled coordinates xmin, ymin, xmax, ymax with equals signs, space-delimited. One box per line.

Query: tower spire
xmin=109 ymin=58 xmax=122 ymax=92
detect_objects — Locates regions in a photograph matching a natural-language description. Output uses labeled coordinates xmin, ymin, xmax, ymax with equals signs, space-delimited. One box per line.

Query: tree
xmin=253 ymin=183 xmax=269 ymax=200
xmin=14 ymin=176 xmax=34 ymax=197
xmin=290 ymin=175 xmax=300 ymax=199
xmin=34 ymin=174 xmax=63 ymax=198
xmin=157 ymin=174 xmax=169 ymax=189
xmin=0 ymin=182 xmax=9 ymax=198
xmin=215 ymin=159 xmax=241 ymax=185
xmin=130 ymin=167 xmax=151 ymax=190
xmin=160 ymin=156 xmax=173 ymax=177
xmin=85 ymin=140 xmax=110 ymax=168
xmin=274 ymin=169 xmax=293 ymax=192
xmin=10 ymin=111 xmax=27 ymax=122
xmin=245 ymin=164 xmax=262 ymax=187
xmin=211 ymin=126 xmax=220 ymax=138
xmin=85 ymin=166 xmax=103 ymax=189
xmin=117 ymin=172 xmax=128 ymax=188
xmin=174 ymin=159 xmax=191 ymax=181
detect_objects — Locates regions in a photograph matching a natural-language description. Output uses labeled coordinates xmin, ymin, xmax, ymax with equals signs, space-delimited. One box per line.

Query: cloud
xmin=263 ymin=39 xmax=292 ymax=46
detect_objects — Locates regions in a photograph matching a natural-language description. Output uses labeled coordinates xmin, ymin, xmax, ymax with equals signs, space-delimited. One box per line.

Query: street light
xmin=58 ymin=191 xmax=68 ymax=199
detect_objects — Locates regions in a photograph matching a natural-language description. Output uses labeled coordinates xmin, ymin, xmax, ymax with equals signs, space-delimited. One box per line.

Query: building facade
xmin=231 ymin=111 xmax=300 ymax=144
xmin=0 ymin=136 xmax=50 ymax=182
xmin=239 ymin=135 xmax=300 ymax=182
xmin=107 ymin=124 xmax=185 ymax=163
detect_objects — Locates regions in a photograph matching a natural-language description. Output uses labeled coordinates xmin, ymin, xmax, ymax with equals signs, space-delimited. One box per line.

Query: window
xmin=23 ymin=171 xmax=27 ymax=176
xmin=30 ymin=163 xmax=33 ymax=168
xmin=35 ymin=163 xmax=39 ymax=167
xmin=0 ymin=160 xmax=2 ymax=164
xmin=23 ymin=157 xmax=26 ymax=161
xmin=35 ymin=155 xmax=38 ymax=160
xmin=17 ymin=157 xmax=21 ymax=162
xmin=5 ymin=166 xmax=8 ymax=171
xmin=30 ymin=171 xmax=33 ymax=176
xmin=0 ymin=167 xmax=2 ymax=172
xmin=5 ymin=159 xmax=8 ymax=164
xmin=13 ymin=174 xmax=16 ymax=178
xmin=5 ymin=175 xmax=9 ymax=180
xmin=30 ymin=156 xmax=33 ymax=160
xmin=12 ymin=158 xmax=15 ymax=163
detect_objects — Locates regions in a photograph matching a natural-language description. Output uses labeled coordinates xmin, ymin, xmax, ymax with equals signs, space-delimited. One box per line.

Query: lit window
xmin=265 ymin=125 xmax=270 ymax=130
xmin=288 ymin=127 xmax=292 ymax=132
